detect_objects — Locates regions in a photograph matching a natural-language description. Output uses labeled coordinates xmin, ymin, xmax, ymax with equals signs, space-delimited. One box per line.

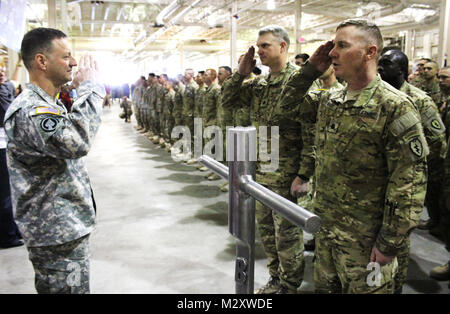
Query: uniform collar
xmin=335 ymin=75 xmax=381 ymax=107
xmin=266 ymin=62 xmax=296 ymax=85
xmin=25 ymin=83 xmax=66 ymax=111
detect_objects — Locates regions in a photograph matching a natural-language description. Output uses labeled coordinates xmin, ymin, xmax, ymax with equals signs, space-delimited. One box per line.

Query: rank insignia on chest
xmin=327 ymin=120 xmax=340 ymax=134
xmin=409 ymin=137 xmax=423 ymax=157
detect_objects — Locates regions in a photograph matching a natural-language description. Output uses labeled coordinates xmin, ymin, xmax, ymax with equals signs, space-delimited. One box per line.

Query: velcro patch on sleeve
xmin=35 ymin=107 xmax=61 ymax=116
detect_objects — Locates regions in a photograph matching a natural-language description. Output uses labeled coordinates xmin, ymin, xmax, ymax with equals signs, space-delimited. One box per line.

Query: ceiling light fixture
xmin=267 ymin=0 xmax=276 ymax=10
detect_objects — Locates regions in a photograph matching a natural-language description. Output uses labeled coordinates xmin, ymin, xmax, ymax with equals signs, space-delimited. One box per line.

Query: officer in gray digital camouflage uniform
xmin=4 ymin=28 xmax=105 ymax=294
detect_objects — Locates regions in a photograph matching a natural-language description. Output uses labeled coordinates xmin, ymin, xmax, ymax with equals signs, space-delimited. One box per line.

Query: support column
xmin=179 ymin=42 xmax=184 ymax=71
xmin=230 ymin=0 xmax=238 ymax=69
xmin=61 ymin=0 xmax=68 ymax=33
xmin=294 ymin=0 xmax=302 ymax=55
xmin=405 ymin=30 xmax=413 ymax=61
xmin=438 ymin=0 xmax=450 ymax=67
xmin=47 ymin=0 xmax=57 ymax=28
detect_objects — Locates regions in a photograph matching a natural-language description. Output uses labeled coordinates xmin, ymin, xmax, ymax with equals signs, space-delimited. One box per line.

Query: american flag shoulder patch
xmin=35 ymin=107 xmax=61 ymax=116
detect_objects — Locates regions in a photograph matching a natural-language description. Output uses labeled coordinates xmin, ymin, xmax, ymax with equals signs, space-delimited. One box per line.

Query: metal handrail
xmin=198 ymin=126 xmax=321 ymax=294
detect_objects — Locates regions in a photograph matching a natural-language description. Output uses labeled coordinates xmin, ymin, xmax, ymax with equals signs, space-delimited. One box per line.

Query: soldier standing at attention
xmin=378 ymin=49 xmax=446 ymax=293
xmin=222 ymin=25 xmax=332 ymax=294
xmin=281 ymin=20 xmax=427 ymax=294
xmin=429 ymin=66 xmax=450 ymax=282
xmin=438 ymin=67 xmax=450 ymax=138
xmin=4 ymin=28 xmax=105 ymax=294
xmin=416 ymin=60 xmax=441 ymax=104
xmin=201 ymin=69 xmax=222 ymax=181
xmin=182 ymin=69 xmax=199 ymax=162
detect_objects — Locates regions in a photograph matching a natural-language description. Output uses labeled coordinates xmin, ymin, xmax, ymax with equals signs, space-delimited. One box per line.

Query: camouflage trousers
xmin=27 ymin=235 xmax=91 ymax=294
xmin=314 ymin=232 xmax=397 ymax=294
xmin=255 ymin=185 xmax=304 ymax=290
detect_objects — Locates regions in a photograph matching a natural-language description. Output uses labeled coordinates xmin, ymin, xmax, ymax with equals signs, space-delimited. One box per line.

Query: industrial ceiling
xmin=21 ymin=0 xmax=442 ymax=61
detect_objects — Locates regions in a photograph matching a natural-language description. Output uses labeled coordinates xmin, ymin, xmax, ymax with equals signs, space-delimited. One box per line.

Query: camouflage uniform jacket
xmin=202 ymin=82 xmax=221 ymax=127
xmin=4 ymin=81 xmax=105 ymax=247
xmin=195 ymin=85 xmax=206 ymax=119
xmin=155 ymin=84 xmax=166 ymax=114
xmin=303 ymin=76 xmax=428 ymax=256
xmin=142 ymin=85 xmax=154 ymax=110
xmin=131 ymin=85 xmax=143 ymax=108
xmin=182 ymin=80 xmax=199 ymax=118
xmin=297 ymin=79 xmax=345 ymax=179
xmin=163 ymin=88 xmax=175 ymax=122
xmin=173 ymin=83 xmax=185 ymax=126
xmin=400 ymin=81 xmax=447 ymax=163
xmin=222 ymin=62 xmax=321 ymax=187
xmin=413 ymin=77 xmax=441 ymax=104
xmin=438 ymin=93 xmax=450 ymax=140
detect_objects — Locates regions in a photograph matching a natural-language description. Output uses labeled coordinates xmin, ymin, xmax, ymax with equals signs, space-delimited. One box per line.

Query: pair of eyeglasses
xmin=437 ymin=75 xmax=449 ymax=80
xmin=423 ymin=67 xmax=434 ymax=71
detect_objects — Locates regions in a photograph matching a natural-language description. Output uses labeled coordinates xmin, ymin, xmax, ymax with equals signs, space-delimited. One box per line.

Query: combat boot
xmin=255 ymin=276 xmax=280 ymax=294
xmin=219 ymin=182 xmax=229 ymax=193
xmin=207 ymin=173 xmax=221 ymax=181
xmin=430 ymin=261 xmax=450 ymax=280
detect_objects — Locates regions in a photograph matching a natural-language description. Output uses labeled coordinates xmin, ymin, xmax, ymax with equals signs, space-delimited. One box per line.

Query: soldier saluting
xmin=281 ymin=20 xmax=428 ymax=294
xmin=4 ymin=28 xmax=105 ymax=294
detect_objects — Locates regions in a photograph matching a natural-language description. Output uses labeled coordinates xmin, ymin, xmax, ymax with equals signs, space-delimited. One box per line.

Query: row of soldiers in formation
xmin=120 ymin=22 xmax=450 ymax=294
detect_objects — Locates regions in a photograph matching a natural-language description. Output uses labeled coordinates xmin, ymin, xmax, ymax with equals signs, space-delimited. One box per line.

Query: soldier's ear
xmin=35 ymin=53 xmax=48 ymax=71
xmin=365 ymin=45 xmax=378 ymax=61
xmin=280 ymin=41 xmax=288 ymax=54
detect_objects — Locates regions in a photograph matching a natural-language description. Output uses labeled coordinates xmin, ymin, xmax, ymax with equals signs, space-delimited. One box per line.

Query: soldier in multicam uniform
xmin=293 ymin=65 xmax=345 ymax=253
xmin=410 ymin=58 xmax=430 ymax=88
xmin=438 ymin=67 xmax=450 ymax=138
xmin=182 ymin=69 xmax=199 ymax=162
xmin=161 ymin=79 xmax=176 ymax=151
xmin=132 ymin=76 xmax=146 ymax=130
xmin=201 ymin=69 xmax=222 ymax=180
xmin=119 ymin=96 xmax=133 ymax=123
xmin=413 ymin=60 xmax=441 ymax=105
xmin=429 ymin=66 xmax=450 ymax=282
xmin=222 ymin=25 xmax=331 ymax=294
xmin=143 ymin=73 xmax=156 ymax=138
xmin=378 ymin=49 xmax=447 ymax=293
xmin=4 ymin=28 xmax=105 ymax=294
xmin=281 ymin=20 xmax=427 ymax=294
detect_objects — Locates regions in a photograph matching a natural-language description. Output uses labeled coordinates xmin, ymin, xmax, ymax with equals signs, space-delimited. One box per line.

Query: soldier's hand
xmin=290 ymin=176 xmax=309 ymax=198
xmin=238 ymin=46 xmax=257 ymax=77
xmin=72 ymin=54 xmax=100 ymax=88
xmin=309 ymin=40 xmax=334 ymax=73
xmin=370 ymin=246 xmax=395 ymax=266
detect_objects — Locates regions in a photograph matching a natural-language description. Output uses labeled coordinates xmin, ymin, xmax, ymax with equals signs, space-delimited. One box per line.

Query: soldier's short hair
xmin=295 ymin=53 xmax=309 ymax=61
xmin=424 ymin=60 xmax=439 ymax=70
xmin=258 ymin=25 xmax=290 ymax=49
xmin=21 ymin=27 xmax=67 ymax=70
xmin=219 ymin=66 xmax=232 ymax=74
xmin=206 ymin=68 xmax=217 ymax=79
xmin=337 ymin=19 xmax=384 ymax=60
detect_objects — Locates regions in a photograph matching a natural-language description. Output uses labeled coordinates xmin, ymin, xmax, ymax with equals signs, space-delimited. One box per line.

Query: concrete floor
xmin=1 ymin=104 xmax=449 ymax=294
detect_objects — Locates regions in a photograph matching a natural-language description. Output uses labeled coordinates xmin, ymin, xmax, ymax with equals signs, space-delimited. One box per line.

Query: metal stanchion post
xmin=198 ymin=126 xmax=321 ymax=294
xmin=227 ymin=127 xmax=257 ymax=294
